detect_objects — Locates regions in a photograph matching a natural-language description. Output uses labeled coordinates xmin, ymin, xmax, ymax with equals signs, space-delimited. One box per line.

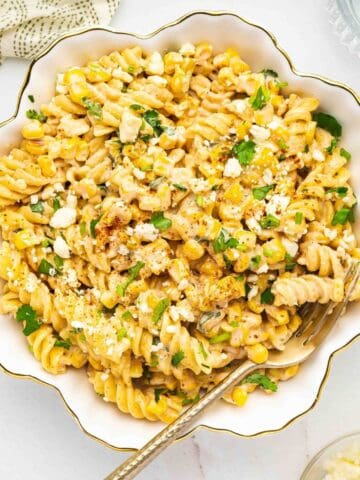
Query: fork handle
xmin=105 ymin=360 xmax=257 ymax=480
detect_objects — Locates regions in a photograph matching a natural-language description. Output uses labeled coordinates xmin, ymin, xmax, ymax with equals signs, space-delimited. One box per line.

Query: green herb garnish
xmin=312 ymin=112 xmax=342 ymax=137
xmin=54 ymin=254 xmax=64 ymax=273
xmin=121 ymin=310 xmax=133 ymax=321
xmin=251 ymin=255 xmax=261 ymax=267
xmin=26 ymin=109 xmax=47 ymax=123
xmin=261 ymin=69 xmax=278 ymax=78
xmin=252 ymin=184 xmax=274 ymax=200
xmin=37 ymin=259 xmax=56 ymax=276
xmin=143 ymin=110 xmax=166 ymax=137
xmin=209 ymin=332 xmax=231 ymax=344
xmin=295 ymin=212 xmax=303 ymax=225
xmin=340 ymin=148 xmax=351 ymax=161
xmin=82 ymin=97 xmax=102 ymax=119
xmin=259 ymin=214 xmax=280 ymax=229
xmin=116 ymin=261 xmax=145 ymax=297
xmin=231 ymin=140 xmax=256 ymax=166
xmin=326 ymin=187 xmax=348 ymax=198
xmin=285 ymin=253 xmax=296 ymax=272
xmin=152 ymin=298 xmax=170 ymax=325
xmin=182 ymin=394 xmax=200 ymax=406
xmin=249 ymin=86 xmax=270 ymax=110
xmin=54 ymin=338 xmax=71 ymax=349
xmin=199 ymin=342 xmax=208 ymax=359
xmin=242 ymin=373 xmax=277 ymax=392
xmin=154 ymin=388 xmax=168 ymax=402
xmin=90 ymin=217 xmax=101 ymax=238
xmin=150 ymin=211 xmax=172 ymax=231
xmin=117 ymin=327 xmax=127 ymax=341
xmin=149 ymin=176 xmax=165 ymax=189
xmin=53 ymin=196 xmax=61 ymax=212
xmin=326 ymin=138 xmax=338 ymax=154
xmin=16 ymin=305 xmax=42 ymax=336
xmin=130 ymin=104 xmax=143 ymax=111
xmin=260 ymin=288 xmax=275 ymax=305
xmin=79 ymin=222 xmax=86 ymax=236
xmin=332 ymin=207 xmax=355 ymax=225
xmin=171 ymin=350 xmax=185 ymax=367
xmin=213 ymin=228 xmax=239 ymax=253
xmin=173 ymin=183 xmax=187 ymax=192
xmin=30 ymin=201 xmax=44 ymax=214
xmin=28 ymin=95 xmax=35 ymax=103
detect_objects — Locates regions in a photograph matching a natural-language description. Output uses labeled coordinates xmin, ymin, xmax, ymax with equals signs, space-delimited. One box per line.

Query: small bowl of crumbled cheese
xmin=301 ymin=433 xmax=360 ymax=480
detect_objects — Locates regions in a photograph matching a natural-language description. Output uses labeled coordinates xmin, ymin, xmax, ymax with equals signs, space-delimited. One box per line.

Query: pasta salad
xmin=0 ymin=42 xmax=358 ymax=422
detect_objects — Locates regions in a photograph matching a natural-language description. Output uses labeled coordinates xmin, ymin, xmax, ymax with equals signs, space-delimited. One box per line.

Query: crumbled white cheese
xmin=247 ymin=274 xmax=258 ymax=283
xmin=150 ymin=341 xmax=165 ymax=353
xmin=119 ymin=109 xmax=142 ymax=143
xmin=321 ymin=443 xmax=360 ymax=480
xmin=148 ymin=75 xmax=167 ymax=87
xmin=50 ymin=207 xmax=77 ymax=229
xmin=313 ymin=149 xmax=325 ymax=162
xmin=223 ymin=157 xmax=242 ymax=178
xmin=53 ymin=236 xmax=71 ymax=258
xmin=134 ymin=223 xmax=158 ymax=242
xmin=25 ymin=273 xmax=39 ymax=293
xmin=71 ymin=321 xmax=84 ymax=329
xmin=118 ymin=244 xmax=130 ymax=256
xmin=63 ymin=267 xmax=78 ymax=287
xmin=165 ymin=325 xmax=177 ymax=334
xmin=145 ymin=52 xmax=164 ymax=75
xmin=266 ymin=194 xmax=290 ymax=216
xmin=324 ymin=227 xmax=337 ymax=241
xmin=169 ymin=305 xmax=194 ymax=322
xmin=54 ymin=183 xmax=64 ymax=192
xmin=133 ymin=168 xmax=146 ymax=180
xmin=231 ymin=99 xmax=247 ymax=114
xmin=248 ymin=286 xmax=259 ymax=299
xmin=247 ymin=217 xmax=262 ymax=233
xmin=250 ymin=125 xmax=271 ymax=143
xmin=256 ymin=263 xmax=269 ymax=274
xmin=267 ymin=116 xmax=283 ymax=130
xmin=262 ymin=169 xmax=273 ymax=185
xmin=178 ymin=279 xmax=190 ymax=290
xmin=30 ymin=195 xmax=39 ymax=204
xmin=281 ymin=237 xmax=299 ymax=257
xmin=188 ymin=178 xmax=211 ymax=193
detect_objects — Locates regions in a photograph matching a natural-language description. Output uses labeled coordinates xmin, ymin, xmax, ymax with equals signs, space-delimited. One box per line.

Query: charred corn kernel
xmin=68 ymin=82 xmax=91 ymax=104
xmin=223 ymin=183 xmax=243 ymax=203
xmin=37 ymin=155 xmax=56 ymax=177
xmin=147 ymin=397 xmax=167 ymax=416
xmin=232 ymin=386 xmax=248 ymax=407
xmin=247 ymin=343 xmax=269 ymax=364
xmin=234 ymin=253 xmax=250 ymax=273
xmin=100 ymin=291 xmax=118 ymax=309
xmin=262 ymin=239 xmax=286 ymax=264
xmin=21 ymin=120 xmax=44 ymax=139
xmin=63 ymin=67 xmax=86 ymax=85
xmin=13 ymin=229 xmax=40 ymax=250
xmin=23 ymin=139 xmax=47 ymax=155
xmin=236 ymin=121 xmax=251 ymax=140
xmin=183 ymin=239 xmax=205 ymax=260
xmin=85 ymin=63 xmax=111 ymax=83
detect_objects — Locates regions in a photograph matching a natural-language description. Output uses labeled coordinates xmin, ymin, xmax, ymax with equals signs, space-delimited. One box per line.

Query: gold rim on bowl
xmin=0 ymin=10 xmax=359 ymax=452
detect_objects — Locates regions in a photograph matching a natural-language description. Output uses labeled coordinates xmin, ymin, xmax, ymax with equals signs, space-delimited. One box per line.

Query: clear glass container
xmin=327 ymin=0 xmax=360 ymax=57
xmin=301 ymin=432 xmax=360 ymax=479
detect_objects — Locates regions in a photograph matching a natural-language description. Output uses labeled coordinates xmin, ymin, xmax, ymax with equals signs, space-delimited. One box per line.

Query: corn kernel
xmin=223 ymin=183 xmax=243 ymax=203
xmin=38 ymin=155 xmax=56 ymax=177
xmin=262 ymin=239 xmax=286 ymax=264
xmin=271 ymin=95 xmax=284 ymax=107
xmin=21 ymin=120 xmax=44 ymax=139
xmin=247 ymin=343 xmax=269 ymax=364
xmin=146 ymin=397 xmax=167 ymax=416
xmin=85 ymin=63 xmax=112 ymax=83
xmin=234 ymin=253 xmax=250 ymax=273
xmin=183 ymin=239 xmax=205 ymax=261
xmin=100 ymin=291 xmax=118 ymax=309
xmin=23 ymin=139 xmax=47 ymax=155
xmin=13 ymin=229 xmax=40 ymax=250
xmin=63 ymin=67 xmax=86 ymax=85
xmin=68 ymin=82 xmax=91 ymax=104
xmin=236 ymin=121 xmax=251 ymax=140
xmin=232 ymin=386 xmax=248 ymax=407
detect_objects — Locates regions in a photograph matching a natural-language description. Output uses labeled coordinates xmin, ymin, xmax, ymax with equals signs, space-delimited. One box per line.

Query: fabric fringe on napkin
xmin=0 ymin=0 xmax=120 ymax=63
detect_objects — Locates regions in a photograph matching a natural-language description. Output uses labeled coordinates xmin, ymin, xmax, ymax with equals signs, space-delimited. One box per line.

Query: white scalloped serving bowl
xmin=0 ymin=12 xmax=359 ymax=451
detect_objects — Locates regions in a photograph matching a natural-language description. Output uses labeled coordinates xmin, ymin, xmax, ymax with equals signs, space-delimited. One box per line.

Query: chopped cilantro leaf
xmin=152 ymin=298 xmax=170 ymax=324
xmin=82 ymin=97 xmax=102 ymax=119
xmin=26 ymin=109 xmax=47 ymax=122
xmin=143 ymin=110 xmax=166 ymax=137
xmin=251 ymin=255 xmax=261 ymax=267
xmin=30 ymin=201 xmax=44 ymax=214
xmin=259 ymin=214 xmax=280 ymax=229
xmin=16 ymin=305 xmax=42 ymax=336
xmin=261 ymin=288 xmax=275 ymax=305
xmin=252 ymin=184 xmax=274 ymax=200
xmin=213 ymin=228 xmax=239 ymax=253
xmin=38 ymin=259 xmax=56 ymax=276
xmin=249 ymin=86 xmax=270 ymax=110
xmin=116 ymin=261 xmax=145 ymax=297
xmin=332 ymin=207 xmax=354 ymax=225
xmin=154 ymin=388 xmax=168 ymax=402
xmin=231 ymin=140 xmax=256 ymax=166
xmin=326 ymin=187 xmax=348 ymax=198
xmin=54 ymin=254 xmax=64 ymax=273
xmin=313 ymin=112 xmax=342 ymax=138
xmin=326 ymin=138 xmax=338 ymax=154
xmin=285 ymin=253 xmax=296 ymax=272
xmin=261 ymin=69 xmax=278 ymax=78
xmin=150 ymin=211 xmax=172 ymax=231
xmin=54 ymin=338 xmax=71 ymax=349
xmin=130 ymin=104 xmax=143 ymax=110
xmin=171 ymin=350 xmax=185 ymax=367
xmin=53 ymin=196 xmax=61 ymax=212
xmin=242 ymin=373 xmax=277 ymax=392
xmin=28 ymin=95 xmax=35 ymax=103
xmin=182 ymin=394 xmax=200 ymax=406
xmin=209 ymin=332 xmax=231 ymax=344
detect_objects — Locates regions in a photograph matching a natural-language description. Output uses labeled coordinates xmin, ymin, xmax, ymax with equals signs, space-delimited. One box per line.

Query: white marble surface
xmin=0 ymin=0 xmax=359 ymax=478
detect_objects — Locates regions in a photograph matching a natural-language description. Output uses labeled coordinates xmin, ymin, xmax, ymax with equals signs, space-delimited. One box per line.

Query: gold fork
xmin=105 ymin=263 xmax=360 ymax=480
